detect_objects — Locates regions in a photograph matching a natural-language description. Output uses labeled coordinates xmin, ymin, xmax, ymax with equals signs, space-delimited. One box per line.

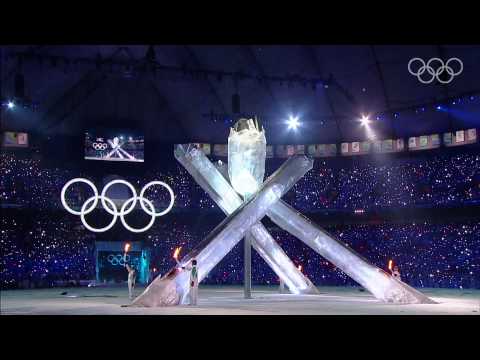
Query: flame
xmin=173 ymin=246 xmax=182 ymax=260
xmin=124 ymin=243 xmax=131 ymax=253
xmin=388 ymin=259 xmax=393 ymax=271
xmin=297 ymin=264 xmax=303 ymax=272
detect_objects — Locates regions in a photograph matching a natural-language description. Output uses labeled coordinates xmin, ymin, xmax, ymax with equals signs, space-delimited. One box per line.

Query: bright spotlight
xmin=359 ymin=114 xmax=371 ymax=126
xmin=359 ymin=114 xmax=376 ymax=140
xmin=287 ymin=116 xmax=300 ymax=130
xmin=7 ymin=101 xmax=15 ymax=109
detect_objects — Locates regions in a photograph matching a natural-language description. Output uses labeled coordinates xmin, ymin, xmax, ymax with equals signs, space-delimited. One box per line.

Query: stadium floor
xmin=1 ymin=285 xmax=479 ymax=315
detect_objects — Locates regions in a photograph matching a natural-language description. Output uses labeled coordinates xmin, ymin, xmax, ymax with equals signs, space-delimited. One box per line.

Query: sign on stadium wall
xmin=408 ymin=134 xmax=441 ymax=151
xmin=177 ymin=130 xmax=475 ymax=160
xmin=2 ymin=131 xmax=29 ymax=148
xmin=192 ymin=143 xmax=211 ymax=155
xmin=274 ymin=144 xmax=309 ymax=157
xmin=266 ymin=145 xmax=274 ymax=158
xmin=340 ymin=139 xmax=404 ymax=156
xmin=444 ymin=128 xmax=477 ymax=147
xmin=295 ymin=145 xmax=305 ymax=155
xmin=307 ymin=144 xmax=337 ymax=157
xmin=213 ymin=144 xmax=228 ymax=157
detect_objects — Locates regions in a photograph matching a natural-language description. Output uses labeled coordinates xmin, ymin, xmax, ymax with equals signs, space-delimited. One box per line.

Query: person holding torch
xmin=388 ymin=260 xmax=401 ymax=281
xmin=174 ymin=247 xmax=198 ymax=305
xmin=124 ymin=243 xmax=136 ymax=300
xmin=183 ymin=259 xmax=198 ymax=306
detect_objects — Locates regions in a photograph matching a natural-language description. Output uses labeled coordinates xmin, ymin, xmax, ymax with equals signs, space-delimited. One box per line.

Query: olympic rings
xmin=120 ymin=197 xmax=156 ymax=233
xmin=93 ymin=142 xmax=108 ymax=150
xmin=107 ymin=254 xmax=130 ymax=266
xmin=61 ymin=178 xmax=98 ymax=216
xmin=61 ymin=178 xmax=175 ymax=233
xmin=140 ymin=181 xmax=175 ymax=217
xmin=101 ymin=179 xmax=137 ymax=216
xmin=408 ymin=57 xmax=463 ymax=84
xmin=81 ymin=195 xmax=118 ymax=232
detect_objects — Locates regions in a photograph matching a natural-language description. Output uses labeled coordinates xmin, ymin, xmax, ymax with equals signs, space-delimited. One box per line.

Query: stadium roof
xmin=2 ymin=45 xmax=479 ymax=144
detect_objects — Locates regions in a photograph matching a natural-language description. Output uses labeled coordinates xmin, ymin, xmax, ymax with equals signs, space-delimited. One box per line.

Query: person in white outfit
xmin=182 ymin=259 xmax=198 ymax=305
xmin=125 ymin=263 xmax=137 ymax=300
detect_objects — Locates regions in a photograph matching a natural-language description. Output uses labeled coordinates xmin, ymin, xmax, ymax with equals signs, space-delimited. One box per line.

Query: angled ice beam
xmin=175 ymin=144 xmax=318 ymax=295
xmin=182 ymin=147 xmax=434 ymax=304
xmin=132 ymin=153 xmax=313 ymax=306
xmin=267 ymin=202 xmax=436 ymax=304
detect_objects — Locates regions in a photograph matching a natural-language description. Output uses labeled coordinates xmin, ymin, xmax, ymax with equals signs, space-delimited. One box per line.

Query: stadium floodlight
xmin=359 ymin=114 xmax=376 ymax=140
xmin=7 ymin=101 xmax=15 ymax=109
xmin=359 ymin=114 xmax=371 ymax=126
xmin=287 ymin=115 xmax=300 ymax=130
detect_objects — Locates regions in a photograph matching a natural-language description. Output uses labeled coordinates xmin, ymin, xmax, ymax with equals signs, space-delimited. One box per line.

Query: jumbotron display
xmin=84 ymin=131 xmax=144 ymax=162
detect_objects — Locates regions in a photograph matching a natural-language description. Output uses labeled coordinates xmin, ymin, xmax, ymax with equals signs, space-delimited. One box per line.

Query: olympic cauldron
xmin=132 ymin=119 xmax=435 ymax=306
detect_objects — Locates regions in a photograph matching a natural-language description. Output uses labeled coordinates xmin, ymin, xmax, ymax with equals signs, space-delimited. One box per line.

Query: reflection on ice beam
xmin=132 ymin=153 xmax=313 ymax=306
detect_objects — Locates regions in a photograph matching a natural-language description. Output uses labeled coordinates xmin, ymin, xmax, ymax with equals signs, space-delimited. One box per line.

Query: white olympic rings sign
xmin=61 ymin=178 xmax=175 ymax=233
xmin=93 ymin=142 xmax=108 ymax=150
xmin=408 ymin=57 xmax=463 ymax=84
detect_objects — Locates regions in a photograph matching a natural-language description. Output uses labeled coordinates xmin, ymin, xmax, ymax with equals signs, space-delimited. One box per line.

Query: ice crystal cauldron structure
xmin=132 ymin=119 xmax=435 ymax=306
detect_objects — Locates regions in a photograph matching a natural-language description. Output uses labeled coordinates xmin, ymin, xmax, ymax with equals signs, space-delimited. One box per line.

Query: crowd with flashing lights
xmin=1 ymin=152 xmax=479 ymax=289
xmin=1 ymin=152 xmax=479 ymax=213
xmin=1 ymin=215 xmax=96 ymax=288
xmin=1 ymin=213 xmax=479 ymax=289
xmin=286 ymin=154 xmax=480 ymax=211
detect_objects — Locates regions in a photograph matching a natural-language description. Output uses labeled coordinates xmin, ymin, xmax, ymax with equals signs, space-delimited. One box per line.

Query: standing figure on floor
xmin=182 ymin=259 xmax=198 ymax=305
xmin=126 ymin=263 xmax=137 ymax=300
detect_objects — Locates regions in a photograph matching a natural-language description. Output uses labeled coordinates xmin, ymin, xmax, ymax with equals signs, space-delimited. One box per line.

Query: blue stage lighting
xmin=7 ymin=101 xmax=15 ymax=109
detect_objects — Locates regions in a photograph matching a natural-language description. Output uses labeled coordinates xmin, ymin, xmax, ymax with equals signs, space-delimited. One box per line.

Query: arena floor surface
xmin=1 ymin=285 xmax=479 ymax=315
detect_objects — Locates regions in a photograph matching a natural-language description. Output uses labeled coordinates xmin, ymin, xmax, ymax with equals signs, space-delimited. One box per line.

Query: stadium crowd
xmin=1 ymin=151 xmax=478 ymax=290
xmin=1 ymin=152 xmax=479 ymax=212
xmin=1 ymin=213 xmax=478 ymax=289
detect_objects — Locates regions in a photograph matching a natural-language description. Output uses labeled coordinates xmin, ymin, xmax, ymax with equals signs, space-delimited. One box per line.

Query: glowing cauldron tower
xmin=131 ymin=117 xmax=434 ymax=306
xmin=227 ymin=118 xmax=266 ymax=297
xmin=228 ymin=118 xmax=266 ymax=198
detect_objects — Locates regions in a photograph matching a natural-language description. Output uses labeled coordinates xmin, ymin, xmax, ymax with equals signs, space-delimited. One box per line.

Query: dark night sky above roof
xmin=2 ymin=45 xmax=479 ymax=144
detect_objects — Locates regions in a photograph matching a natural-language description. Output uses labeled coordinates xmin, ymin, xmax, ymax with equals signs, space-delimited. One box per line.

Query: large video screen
xmin=85 ymin=130 xmax=144 ymax=162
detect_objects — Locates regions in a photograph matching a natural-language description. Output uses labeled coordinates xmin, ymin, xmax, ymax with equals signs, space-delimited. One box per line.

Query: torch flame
xmin=124 ymin=243 xmax=131 ymax=253
xmin=297 ymin=264 xmax=303 ymax=272
xmin=173 ymin=246 xmax=182 ymax=260
xmin=388 ymin=259 xmax=393 ymax=271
